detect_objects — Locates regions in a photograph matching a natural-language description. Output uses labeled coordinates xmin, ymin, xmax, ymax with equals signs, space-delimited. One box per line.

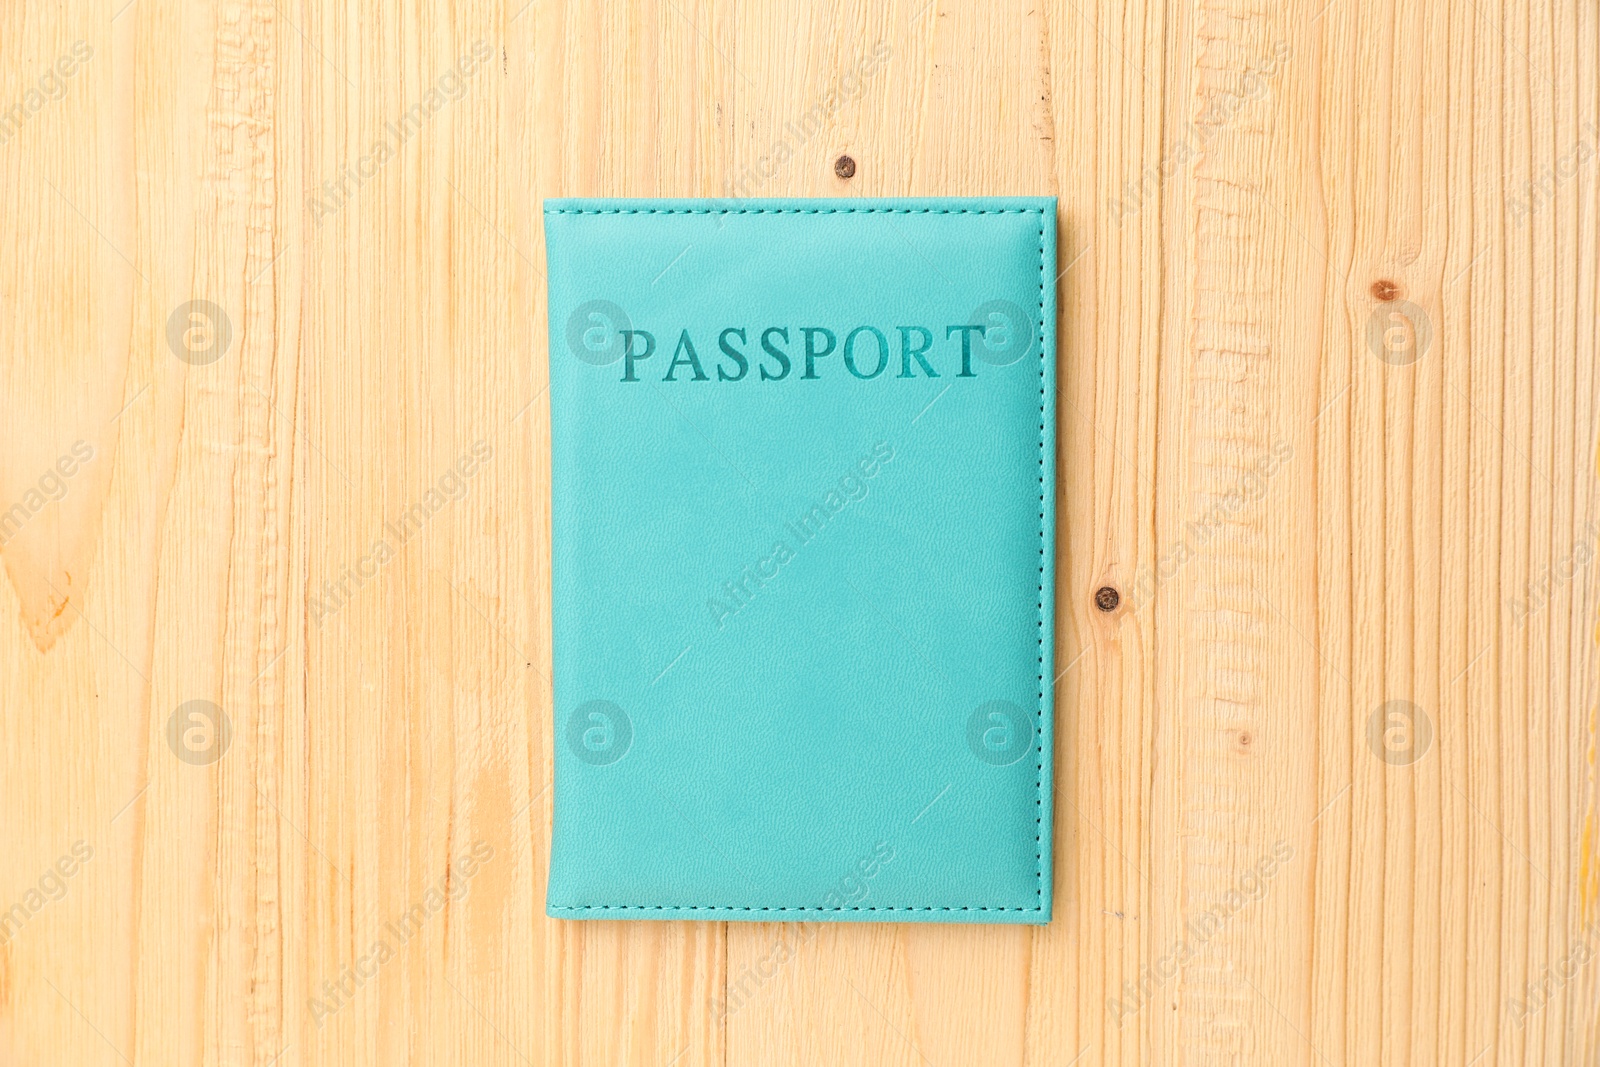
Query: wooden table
xmin=1 ymin=0 xmax=1596 ymax=1063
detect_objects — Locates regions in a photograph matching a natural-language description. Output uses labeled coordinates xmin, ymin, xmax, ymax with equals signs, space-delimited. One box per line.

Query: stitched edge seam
xmin=1034 ymin=208 xmax=1047 ymax=909
xmin=545 ymin=207 xmax=1039 ymax=214
xmin=549 ymin=905 xmax=1044 ymax=913
xmin=549 ymin=204 xmax=1051 ymax=914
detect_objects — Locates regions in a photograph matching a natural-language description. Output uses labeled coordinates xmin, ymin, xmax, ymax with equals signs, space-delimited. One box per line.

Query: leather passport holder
xmin=545 ymin=197 xmax=1056 ymax=923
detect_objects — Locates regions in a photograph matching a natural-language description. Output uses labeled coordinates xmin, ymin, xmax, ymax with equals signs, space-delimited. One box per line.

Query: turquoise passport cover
xmin=545 ymin=197 xmax=1056 ymax=923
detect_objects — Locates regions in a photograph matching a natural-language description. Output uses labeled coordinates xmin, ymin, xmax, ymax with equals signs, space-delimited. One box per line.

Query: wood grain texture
xmin=0 ymin=0 xmax=1595 ymax=1063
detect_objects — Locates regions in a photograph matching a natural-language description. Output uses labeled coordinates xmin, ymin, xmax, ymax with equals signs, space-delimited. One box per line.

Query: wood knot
xmin=1094 ymin=586 xmax=1120 ymax=612
xmin=834 ymin=155 xmax=857 ymax=179
xmin=1370 ymin=279 xmax=1402 ymax=302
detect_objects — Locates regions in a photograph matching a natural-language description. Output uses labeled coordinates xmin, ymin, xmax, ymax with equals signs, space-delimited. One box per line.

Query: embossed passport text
xmin=545 ymin=197 xmax=1057 ymax=923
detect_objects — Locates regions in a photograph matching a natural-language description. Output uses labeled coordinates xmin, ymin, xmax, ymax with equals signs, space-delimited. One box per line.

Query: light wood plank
xmin=0 ymin=0 xmax=1595 ymax=1063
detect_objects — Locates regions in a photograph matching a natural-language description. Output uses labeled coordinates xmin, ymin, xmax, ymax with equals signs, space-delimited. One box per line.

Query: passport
xmin=545 ymin=197 xmax=1057 ymax=922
